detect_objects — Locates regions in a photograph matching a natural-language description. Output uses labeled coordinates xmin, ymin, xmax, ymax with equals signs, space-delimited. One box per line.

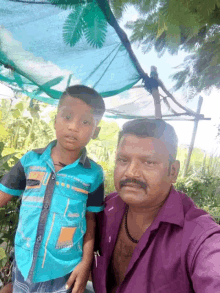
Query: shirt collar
xmin=33 ymin=140 xmax=91 ymax=169
xmin=150 ymin=186 xmax=185 ymax=229
xmin=79 ymin=147 xmax=91 ymax=168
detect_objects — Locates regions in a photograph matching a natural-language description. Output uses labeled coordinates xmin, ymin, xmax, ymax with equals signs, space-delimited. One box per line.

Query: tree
xmin=117 ymin=0 xmax=220 ymax=98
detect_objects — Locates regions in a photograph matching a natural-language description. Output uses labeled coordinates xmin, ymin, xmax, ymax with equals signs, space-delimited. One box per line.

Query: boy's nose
xmin=67 ymin=120 xmax=79 ymax=131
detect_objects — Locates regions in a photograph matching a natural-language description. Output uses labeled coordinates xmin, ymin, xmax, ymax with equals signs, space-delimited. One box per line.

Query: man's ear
xmin=92 ymin=127 xmax=100 ymax=139
xmin=170 ymin=160 xmax=180 ymax=183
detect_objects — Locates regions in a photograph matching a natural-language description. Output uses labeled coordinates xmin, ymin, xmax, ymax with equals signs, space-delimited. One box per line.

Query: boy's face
xmin=55 ymin=95 xmax=100 ymax=152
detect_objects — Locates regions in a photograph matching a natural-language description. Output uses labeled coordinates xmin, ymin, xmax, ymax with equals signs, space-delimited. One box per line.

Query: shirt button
xmin=37 ymin=236 xmax=42 ymax=242
xmin=44 ymin=203 xmax=49 ymax=209
xmin=51 ymin=174 xmax=55 ymax=180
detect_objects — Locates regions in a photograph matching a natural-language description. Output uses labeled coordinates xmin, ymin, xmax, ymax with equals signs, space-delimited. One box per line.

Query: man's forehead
xmin=117 ymin=134 xmax=169 ymax=156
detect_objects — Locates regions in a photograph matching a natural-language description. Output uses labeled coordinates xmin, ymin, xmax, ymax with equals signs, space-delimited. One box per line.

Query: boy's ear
xmin=92 ymin=127 xmax=100 ymax=139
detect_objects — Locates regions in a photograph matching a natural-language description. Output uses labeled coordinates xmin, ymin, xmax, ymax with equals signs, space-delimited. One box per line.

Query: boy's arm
xmin=0 ymin=158 xmax=26 ymax=204
xmin=81 ymin=211 xmax=96 ymax=266
xmin=0 ymin=191 xmax=13 ymax=207
xmin=66 ymin=212 xmax=96 ymax=293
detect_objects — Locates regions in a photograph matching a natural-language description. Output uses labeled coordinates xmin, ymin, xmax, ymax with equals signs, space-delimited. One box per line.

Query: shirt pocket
xmin=25 ymin=170 xmax=49 ymax=194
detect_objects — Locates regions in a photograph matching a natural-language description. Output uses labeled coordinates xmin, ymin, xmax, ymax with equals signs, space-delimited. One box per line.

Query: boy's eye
xmin=82 ymin=120 xmax=91 ymax=125
xmin=65 ymin=115 xmax=71 ymax=120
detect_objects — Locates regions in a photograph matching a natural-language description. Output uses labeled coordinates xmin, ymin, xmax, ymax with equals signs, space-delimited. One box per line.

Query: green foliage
xmin=175 ymin=174 xmax=220 ymax=222
xmin=171 ymin=32 xmax=220 ymax=97
xmin=83 ymin=4 xmax=108 ymax=48
xmin=63 ymin=6 xmax=86 ymax=47
xmin=51 ymin=0 xmax=108 ymax=48
xmin=175 ymin=147 xmax=220 ymax=222
xmin=0 ymin=142 xmax=18 ymax=178
xmin=87 ymin=120 xmax=119 ymax=194
xmin=175 ymin=174 xmax=220 ymax=208
xmin=0 ymin=143 xmax=20 ymax=287
xmin=0 ymin=97 xmax=56 ymax=153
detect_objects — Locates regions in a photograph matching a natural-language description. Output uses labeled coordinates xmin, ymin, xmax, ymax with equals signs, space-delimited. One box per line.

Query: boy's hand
xmin=66 ymin=261 xmax=91 ymax=293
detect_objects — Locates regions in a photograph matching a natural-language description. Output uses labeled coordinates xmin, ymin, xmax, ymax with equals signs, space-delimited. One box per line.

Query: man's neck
xmin=128 ymin=199 xmax=167 ymax=233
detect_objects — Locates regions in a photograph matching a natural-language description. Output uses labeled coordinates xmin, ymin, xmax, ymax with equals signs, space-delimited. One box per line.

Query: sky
xmin=0 ymin=5 xmax=219 ymax=155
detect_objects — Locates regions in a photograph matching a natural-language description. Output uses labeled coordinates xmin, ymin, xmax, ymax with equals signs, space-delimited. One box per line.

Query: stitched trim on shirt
xmin=22 ymin=196 xmax=44 ymax=203
xmin=42 ymin=213 xmax=56 ymax=268
xmin=72 ymin=186 xmax=88 ymax=194
xmin=64 ymin=199 xmax=69 ymax=217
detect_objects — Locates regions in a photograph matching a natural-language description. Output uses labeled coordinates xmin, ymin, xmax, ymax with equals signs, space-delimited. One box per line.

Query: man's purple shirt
xmin=92 ymin=187 xmax=220 ymax=292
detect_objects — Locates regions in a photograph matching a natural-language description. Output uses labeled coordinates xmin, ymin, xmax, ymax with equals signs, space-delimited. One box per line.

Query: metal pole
xmin=183 ymin=96 xmax=203 ymax=177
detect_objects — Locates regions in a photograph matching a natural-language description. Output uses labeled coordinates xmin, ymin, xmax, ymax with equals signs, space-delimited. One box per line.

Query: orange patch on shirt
xmin=56 ymin=227 xmax=77 ymax=249
xmin=27 ymin=171 xmax=45 ymax=189
xmin=28 ymin=171 xmax=45 ymax=180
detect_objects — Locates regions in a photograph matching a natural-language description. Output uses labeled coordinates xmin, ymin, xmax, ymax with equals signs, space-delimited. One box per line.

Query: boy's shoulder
xmin=87 ymin=157 xmax=103 ymax=171
xmin=32 ymin=146 xmax=47 ymax=155
xmin=20 ymin=144 xmax=49 ymax=166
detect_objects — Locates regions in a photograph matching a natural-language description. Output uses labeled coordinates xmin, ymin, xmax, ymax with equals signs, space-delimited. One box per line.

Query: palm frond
xmin=83 ymin=4 xmax=108 ymax=48
xmin=109 ymin=0 xmax=128 ymax=19
xmin=63 ymin=5 xmax=86 ymax=47
xmin=48 ymin=0 xmax=92 ymax=10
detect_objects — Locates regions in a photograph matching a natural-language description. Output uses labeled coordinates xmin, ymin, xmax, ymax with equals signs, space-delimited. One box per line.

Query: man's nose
xmin=124 ymin=160 xmax=141 ymax=178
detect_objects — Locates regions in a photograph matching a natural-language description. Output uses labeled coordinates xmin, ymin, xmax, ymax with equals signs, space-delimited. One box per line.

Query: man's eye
xmin=65 ymin=115 xmax=71 ymax=120
xmin=145 ymin=160 xmax=157 ymax=165
xmin=116 ymin=157 xmax=127 ymax=163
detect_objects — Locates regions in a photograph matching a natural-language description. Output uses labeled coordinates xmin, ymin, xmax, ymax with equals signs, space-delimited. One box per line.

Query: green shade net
xmin=0 ymin=0 xmax=200 ymax=121
xmin=0 ymin=0 xmax=140 ymax=106
xmin=104 ymin=87 xmax=200 ymax=121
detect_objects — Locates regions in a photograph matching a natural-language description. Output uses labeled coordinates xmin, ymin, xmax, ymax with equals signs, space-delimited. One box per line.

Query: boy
xmin=0 ymin=85 xmax=105 ymax=293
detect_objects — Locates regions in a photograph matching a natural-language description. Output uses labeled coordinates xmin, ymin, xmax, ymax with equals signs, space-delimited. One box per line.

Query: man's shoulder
xmin=104 ymin=192 xmax=119 ymax=203
xmin=174 ymin=189 xmax=220 ymax=242
xmin=103 ymin=192 xmax=126 ymax=213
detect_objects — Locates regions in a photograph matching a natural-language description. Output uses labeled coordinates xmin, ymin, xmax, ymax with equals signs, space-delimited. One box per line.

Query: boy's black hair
xmin=59 ymin=85 xmax=105 ymax=120
xmin=118 ymin=119 xmax=178 ymax=160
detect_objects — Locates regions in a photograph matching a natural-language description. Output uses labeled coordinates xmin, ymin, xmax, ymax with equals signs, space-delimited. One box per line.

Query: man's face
xmin=55 ymin=96 xmax=99 ymax=152
xmin=114 ymin=134 xmax=179 ymax=208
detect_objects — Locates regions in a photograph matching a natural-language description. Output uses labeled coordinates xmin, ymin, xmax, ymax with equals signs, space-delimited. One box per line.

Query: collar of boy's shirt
xmin=33 ymin=140 xmax=91 ymax=168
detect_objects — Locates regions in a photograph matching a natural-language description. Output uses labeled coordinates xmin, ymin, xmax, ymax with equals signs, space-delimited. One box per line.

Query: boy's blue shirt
xmin=0 ymin=140 xmax=104 ymax=282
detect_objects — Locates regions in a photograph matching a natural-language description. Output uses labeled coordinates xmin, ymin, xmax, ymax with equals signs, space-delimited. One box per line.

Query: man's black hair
xmin=59 ymin=85 xmax=105 ymax=120
xmin=118 ymin=119 xmax=178 ymax=160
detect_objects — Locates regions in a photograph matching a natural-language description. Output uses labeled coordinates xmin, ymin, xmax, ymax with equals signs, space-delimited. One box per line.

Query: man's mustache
xmin=119 ymin=178 xmax=147 ymax=190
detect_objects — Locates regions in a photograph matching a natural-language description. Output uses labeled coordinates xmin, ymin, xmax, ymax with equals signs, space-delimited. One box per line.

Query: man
xmin=92 ymin=119 xmax=220 ymax=293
